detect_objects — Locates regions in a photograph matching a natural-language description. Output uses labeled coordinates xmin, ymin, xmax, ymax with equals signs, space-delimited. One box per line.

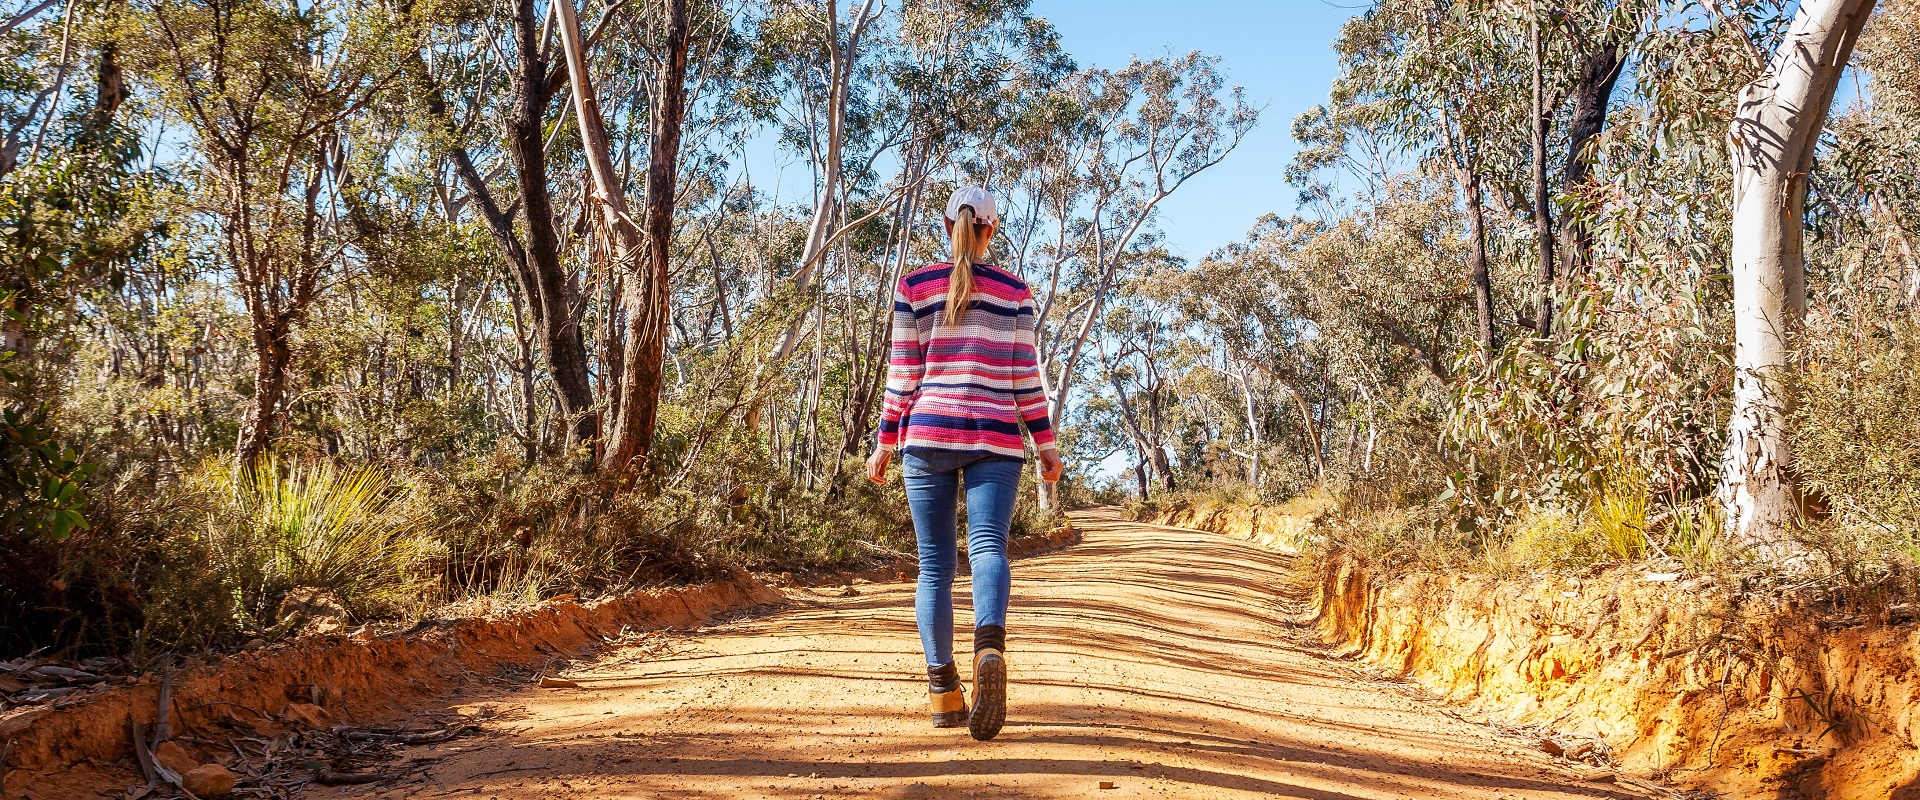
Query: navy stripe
xmin=972 ymin=265 xmax=1028 ymax=294
xmin=913 ymin=299 xmax=1024 ymax=320
xmin=918 ymin=380 xmax=1020 ymax=395
xmin=901 ymin=263 xmax=1030 ymax=295
xmin=902 ymin=264 xmax=956 ymax=289
xmin=903 ymin=413 xmax=1027 ymax=437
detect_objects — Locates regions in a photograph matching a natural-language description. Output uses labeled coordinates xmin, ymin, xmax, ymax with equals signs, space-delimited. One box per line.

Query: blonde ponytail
xmin=946 ymin=205 xmax=980 ymax=325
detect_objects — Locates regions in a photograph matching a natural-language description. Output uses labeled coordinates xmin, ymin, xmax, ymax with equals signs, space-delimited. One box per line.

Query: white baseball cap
xmin=944 ymin=186 xmax=998 ymax=225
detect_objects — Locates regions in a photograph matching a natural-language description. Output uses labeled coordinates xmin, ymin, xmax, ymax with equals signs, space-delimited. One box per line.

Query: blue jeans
xmin=901 ymin=449 xmax=1023 ymax=667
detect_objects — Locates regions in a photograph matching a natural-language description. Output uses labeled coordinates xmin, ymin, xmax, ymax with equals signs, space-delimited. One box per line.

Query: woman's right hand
xmin=865 ymin=448 xmax=892 ymax=484
xmin=1038 ymin=448 xmax=1064 ymax=483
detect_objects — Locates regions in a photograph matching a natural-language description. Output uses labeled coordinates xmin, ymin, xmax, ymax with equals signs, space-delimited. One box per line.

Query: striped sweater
xmin=877 ymin=262 xmax=1058 ymax=461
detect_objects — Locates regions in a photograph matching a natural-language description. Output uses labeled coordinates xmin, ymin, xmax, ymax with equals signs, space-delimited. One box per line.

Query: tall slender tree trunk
xmin=236 ymin=321 xmax=291 ymax=466
xmin=1717 ymin=0 xmax=1875 ymax=555
xmin=1235 ymin=365 xmax=1262 ymax=486
xmin=744 ymin=0 xmax=878 ymax=433
xmin=1528 ymin=8 xmax=1557 ymax=338
xmin=568 ymin=0 xmax=689 ymax=472
xmin=1465 ymin=172 xmax=1495 ymax=353
xmin=505 ymin=0 xmax=597 ymax=454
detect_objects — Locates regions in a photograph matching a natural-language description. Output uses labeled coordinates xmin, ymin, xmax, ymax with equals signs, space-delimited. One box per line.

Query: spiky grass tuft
xmin=204 ymin=457 xmax=439 ymax=632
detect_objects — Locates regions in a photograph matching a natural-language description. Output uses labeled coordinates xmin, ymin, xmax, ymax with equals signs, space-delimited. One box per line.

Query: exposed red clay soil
xmin=258 ymin=510 xmax=1642 ymax=800
xmin=1312 ymin=552 xmax=1920 ymax=800
xmin=1 ymin=569 xmax=783 ymax=800
xmin=1144 ymin=501 xmax=1920 ymax=799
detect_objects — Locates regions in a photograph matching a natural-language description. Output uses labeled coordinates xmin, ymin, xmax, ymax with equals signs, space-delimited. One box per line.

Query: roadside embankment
xmin=1137 ymin=502 xmax=1920 ymax=800
xmin=1 ymin=520 xmax=1079 ymax=798
xmin=1129 ymin=495 xmax=1325 ymax=553
xmin=1 ymin=570 xmax=782 ymax=796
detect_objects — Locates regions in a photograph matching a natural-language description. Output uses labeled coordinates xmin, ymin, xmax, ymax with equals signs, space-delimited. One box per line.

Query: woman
xmin=866 ymin=185 xmax=1064 ymax=742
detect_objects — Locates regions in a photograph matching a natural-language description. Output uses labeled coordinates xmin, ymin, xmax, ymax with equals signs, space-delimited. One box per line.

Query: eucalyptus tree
xmin=1308 ymin=0 xmax=1659 ymax=350
xmin=1554 ymin=2 xmax=1636 ymax=282
xmin=403 ymin=0 xmax=602 ymax=455
xmin=1316 ymin=3 xmax=1527 ymax=352
xmin=555 ymin=0 xmax=694 ymax=471
xmin=993 ymin=52 xmax=1254 ymax=507
xmin=1099 ymin=264 xmax=1186 ymax=496
xmin=753 ymin=0 xmax=886 ymax=373
xmin=127 ymin=0 xmax=412 ymax=465
xmin=1717 ymin=0 xmax=1877 ymax=554
xmin=2 ymin=0 xmax=152 ymax=371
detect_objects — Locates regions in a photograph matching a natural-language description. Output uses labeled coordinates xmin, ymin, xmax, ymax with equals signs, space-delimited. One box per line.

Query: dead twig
xmin=1627 ymin=606 xmax=1668 ymax=652
xmin=315 ymin=770 xmax=385 ymax=785
xmin=151 ymin=669 xmax=175 ymax=751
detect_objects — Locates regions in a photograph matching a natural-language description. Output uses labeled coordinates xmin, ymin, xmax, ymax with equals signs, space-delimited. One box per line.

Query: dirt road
xmin=317 ymin=510 xmax=1648 ymax=800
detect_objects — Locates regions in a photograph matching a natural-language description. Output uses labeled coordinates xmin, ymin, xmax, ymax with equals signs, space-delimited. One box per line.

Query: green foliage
xmin=1496 ymin=506 xmax=1597 ymax=572
xmin=1786 ymin=307 xmax=1920 ymax=598
xmin=0 ymin=365 xmax=93 ymax=542
xmin=1793 ymin=312 xmax=1920 ymax=542
xmin=199 ymin=457 xmax=439 ymax=629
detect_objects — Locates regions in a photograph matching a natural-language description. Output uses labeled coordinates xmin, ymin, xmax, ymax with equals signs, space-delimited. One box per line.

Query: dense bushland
xmin=2 ymin=0 xmax=1180 ymax=658
xmin=1106 ymin=0 xmax=1920 ymax=613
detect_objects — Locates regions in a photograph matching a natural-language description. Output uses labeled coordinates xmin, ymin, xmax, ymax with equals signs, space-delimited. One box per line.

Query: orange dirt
xmin=1311 ymin=550 xmax=1920 ymax=800
xmin=1 ymin=570 xmax=783 ymax=800
xmin=297 ymin=510 xmax=1647 ymax=800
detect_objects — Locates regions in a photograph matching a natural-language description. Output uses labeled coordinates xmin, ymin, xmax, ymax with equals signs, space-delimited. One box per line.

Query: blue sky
xmin=744 ymin=1 xmax=1363 ymax=266
xmin=1031 ymin=0 xmax=1361 ymax=260
xmin=1030 ymin=1 xmax=1361 ymax=476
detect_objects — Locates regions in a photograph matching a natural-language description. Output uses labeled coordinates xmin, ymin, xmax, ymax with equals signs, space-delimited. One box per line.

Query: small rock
xmin=155 ymin=741 xmax=198 ymax=776
xmin=182 ymin=764 xmax=237 ymax=798
xmin=241 ymin=639 xmax=267 ymax=651
xmin=1098 ymin=781 xmax=1118 ymax=789
xmin=282 ymin=702 xmax=332 ymax=729
xmin=1538 ymin=737 xmax=1565 ymax=757
xmin=277 ymin=587 xmax=349 ymax=635
xmin=539 ymin=676 xmax=580 ymax=689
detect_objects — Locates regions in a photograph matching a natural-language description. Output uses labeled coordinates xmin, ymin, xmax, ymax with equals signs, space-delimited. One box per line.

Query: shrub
xmin=1496 ymin=505 xmax=1599 ymax=572
xmin=1787 ymin=305 xmax=1920 ymax=602
xmin=199 ymin=458 xmax=440 ymax=632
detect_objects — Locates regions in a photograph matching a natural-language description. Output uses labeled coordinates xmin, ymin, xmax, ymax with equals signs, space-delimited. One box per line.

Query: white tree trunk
xmin=767 ymin=0 xmax=877 ymax=366
xmin=1717 ymin=0 xmax=1874 ymax=554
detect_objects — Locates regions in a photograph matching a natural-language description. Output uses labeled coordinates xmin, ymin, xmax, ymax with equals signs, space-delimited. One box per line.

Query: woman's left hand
xmin=1038 ymin=449 xmax=1064 ymax=483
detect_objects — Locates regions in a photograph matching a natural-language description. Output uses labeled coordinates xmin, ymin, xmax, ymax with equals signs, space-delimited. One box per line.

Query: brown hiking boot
xmin=930 ymin=686 xmax=969 ymax=728
xmin=968 ymin=648 xmax=1005 ymax=741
